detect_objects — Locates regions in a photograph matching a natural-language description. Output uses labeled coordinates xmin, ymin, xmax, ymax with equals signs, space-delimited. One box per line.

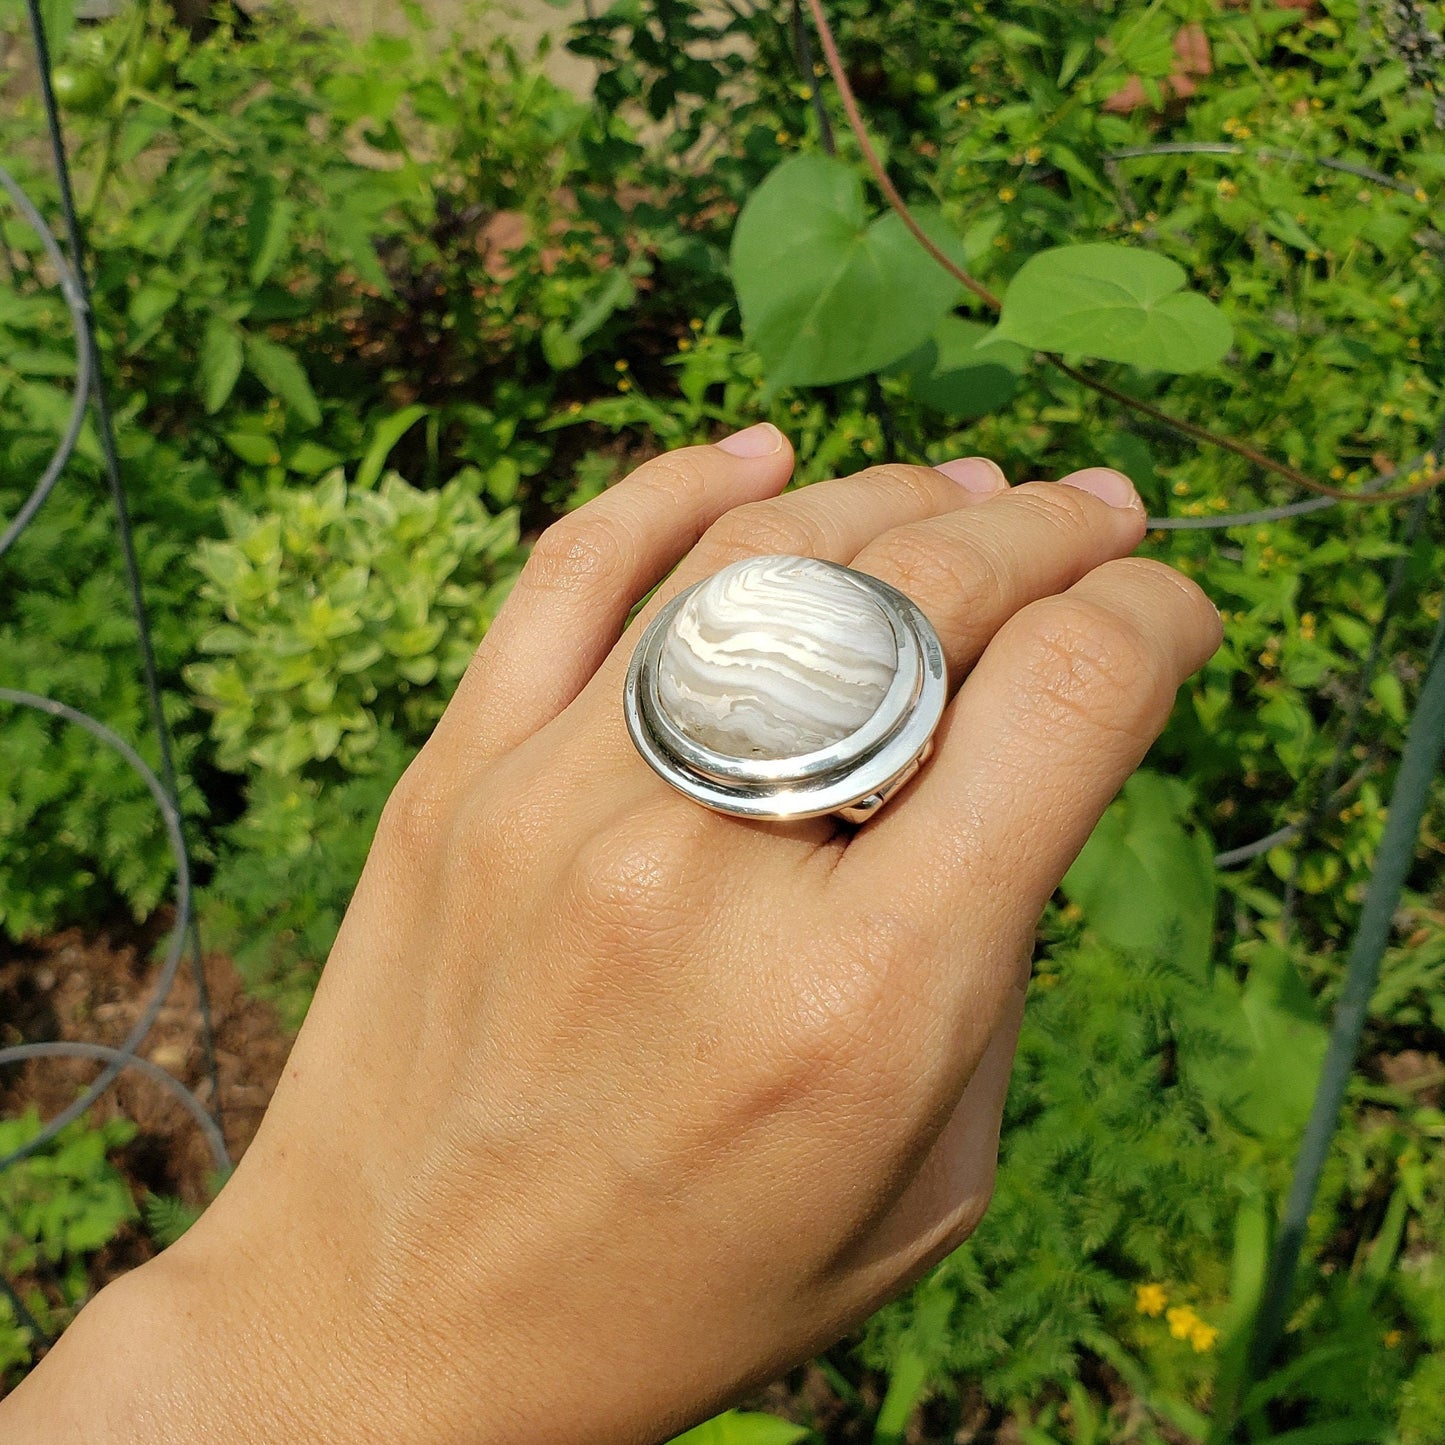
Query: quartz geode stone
xmin=656 ymin=555 xmax=898 ymax=760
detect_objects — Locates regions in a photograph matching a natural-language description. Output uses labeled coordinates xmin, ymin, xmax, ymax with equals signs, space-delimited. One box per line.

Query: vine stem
xmin=799 ymin=0 xmax=1444 ymax=508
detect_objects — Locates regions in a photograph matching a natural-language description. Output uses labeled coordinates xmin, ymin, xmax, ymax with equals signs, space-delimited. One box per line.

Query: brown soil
xmin=0 ymin=914 xmax=293 ymax=1266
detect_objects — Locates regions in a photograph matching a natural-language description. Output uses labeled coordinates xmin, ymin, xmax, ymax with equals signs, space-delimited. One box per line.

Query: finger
xmin=846 ymin=468 xmax=1147 ymax=688
xmin=839 ymin=556 xmax=1222 ymax=1003
xmin=573 ymin=456 xmax=1010 ymax=715
xmin=432 ymin=425 xmax=795 ymax=765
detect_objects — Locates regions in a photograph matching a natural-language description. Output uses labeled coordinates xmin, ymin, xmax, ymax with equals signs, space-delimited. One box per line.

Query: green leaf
xmin=356 ymin=405 xmax=429 ymax=490
xmin=993 ymin=243 xmax=1233 ymax=373
xmin=667 ymin=1412 xmax=811 ymax=1445
xmin=38 ymin=0 xmax=79 ymax=59
xmin=888 ymin=317 xmax=1028 ymax=419
xmin=1062 ymin=771 xmax=1217 ymax=977
xmin=730 ymin=154 xmax=965 ymax=388
xmin=200 ymin=318 xmax=245 ymax=415
xmin=285 ymin=440 xmax=345 ymax=475
xmin=247 ymin=193 xmax=298 ymax=288
xmin=243 ymin=335 xmax=322 ymax=428
xmin=224 ymin=431 xmax=280 ymax=467
xmin=1190 ymin=944 xmax=1329 ymax=1142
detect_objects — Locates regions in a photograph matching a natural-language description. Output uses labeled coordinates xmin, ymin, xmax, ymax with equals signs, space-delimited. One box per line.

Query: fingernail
xmin=934 ymin=456 xmax=1009 ymax=494
xmin=716 ymin=422 xmax=784 ymax=457
xmin=1057 ymin=467 xmax=1141 ymax=510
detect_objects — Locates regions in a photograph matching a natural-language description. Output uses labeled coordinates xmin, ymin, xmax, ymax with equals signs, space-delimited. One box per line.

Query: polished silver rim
xmin=623 ymin=557 xmax=947 ymax=822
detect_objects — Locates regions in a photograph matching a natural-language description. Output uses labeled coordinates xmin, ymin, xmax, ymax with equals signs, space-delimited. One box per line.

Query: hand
xmin=4 ymin=425 xmax=1220 ymax=1444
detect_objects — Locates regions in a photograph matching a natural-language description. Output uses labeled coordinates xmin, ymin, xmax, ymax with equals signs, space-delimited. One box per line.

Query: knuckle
xmin=1008 ymin=481 xmax=1104 ymax=534
xmin=867 ymin=527 xmax=1002 ymax=622
xmin=632 ymin=449 xmax=712 ymax=507
xmin=852 ymin=462 xmax=949 ymax=510
xmin=522 ymin=513 xmax=631 ymax=596
xmin=376 ymin=753 xmax=452 ymax=855
xmin=1009 ymin=595 xmax=1171 ymax=734
xmin=561 ymin=808 xmax=709 ymax=949
xmin=696 ymin=498 xmax=819 ymax=566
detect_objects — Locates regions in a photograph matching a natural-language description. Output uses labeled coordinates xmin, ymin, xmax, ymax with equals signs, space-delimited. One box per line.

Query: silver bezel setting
xmin=623 ymin=556 xmax=947 ymax=822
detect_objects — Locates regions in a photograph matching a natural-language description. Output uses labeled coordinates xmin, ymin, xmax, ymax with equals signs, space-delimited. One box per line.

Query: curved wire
xmin=0 ymin=164 xmax=93 ymax=559
xmin=1144 ymin=447 xmax=1438 ymax=531
xmin=0 ymin=1043 xmax=229 ymax=1172
xmin=1103 ymin=142 xmax=1428 ymax=199
xmin=0 ymin=691 xmax=193 ymax=1172
xmin=0 ymin=0 xmax=230 ymax=1212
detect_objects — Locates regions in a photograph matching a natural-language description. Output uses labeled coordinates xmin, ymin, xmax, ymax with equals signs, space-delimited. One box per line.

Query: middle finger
xmin=847 ymin=467 xmax=1147 ymax=689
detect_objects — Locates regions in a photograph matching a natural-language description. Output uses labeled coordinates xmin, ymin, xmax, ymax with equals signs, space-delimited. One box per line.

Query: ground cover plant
xmin=1 ymin=0 xmax=1443 ymax=1437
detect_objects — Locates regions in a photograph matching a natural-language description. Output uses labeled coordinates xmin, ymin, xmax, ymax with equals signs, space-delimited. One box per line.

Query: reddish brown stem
xmin=801 ymin=0 xmax=1443 ymax=508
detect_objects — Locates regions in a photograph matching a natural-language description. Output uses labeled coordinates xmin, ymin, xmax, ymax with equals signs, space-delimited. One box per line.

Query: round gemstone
xmin=656 ymin=555 xmax=898 ymax=760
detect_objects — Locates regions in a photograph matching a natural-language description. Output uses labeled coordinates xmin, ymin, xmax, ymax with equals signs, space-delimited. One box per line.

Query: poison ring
xmin=623 ymin=554 xmax=947 ymax=823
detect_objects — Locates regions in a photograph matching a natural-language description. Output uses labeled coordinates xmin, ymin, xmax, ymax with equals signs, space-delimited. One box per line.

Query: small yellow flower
xmin=1024 ymin=145 xmax=1043 ymax=164
xmin=614 ymin=358 xmax=629 ymax=371
xmin=775 ymin=130 xmax=791 ymax=145
xmin=1385 ymin=1330 xmax=1403 ymax=1349
xmin=1167 ymin=1305 xmax=1200 ymax=1340
xmin=1414 ymin=189 xmax=1428 ymax=204
xmin=677 ymin=338 xmax=691 ymax=351
xmin=1217 ymin=178 xmax=1238 ymax=200
xmin=689 ymin=317 xmax=703 ymax=332
xmin=1189 ymin=1321 xmax=1219 ymax=1353
xmin=998 ymin=186 xmax=1017 ymax=203
xmin=617 ymin=378 xmax=632 ymax=393
xmin=1136 ymin=1283 xmax=1168 ymax=1317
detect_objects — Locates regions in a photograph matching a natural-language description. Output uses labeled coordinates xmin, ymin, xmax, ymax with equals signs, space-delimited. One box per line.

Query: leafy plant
xmin=186 ymin=467 xmax=521 ymax=778
xmin=0 ymin=1110 xmax=138 ymax=1382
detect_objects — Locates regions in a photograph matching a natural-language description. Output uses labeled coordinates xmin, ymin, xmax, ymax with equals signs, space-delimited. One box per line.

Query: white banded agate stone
xmin=656 ymin=555 xmax=898 ymax=760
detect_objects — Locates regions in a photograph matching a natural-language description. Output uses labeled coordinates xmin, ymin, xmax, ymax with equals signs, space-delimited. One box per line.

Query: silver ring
xmin=623 ymin=554 xmax=946 ymax=823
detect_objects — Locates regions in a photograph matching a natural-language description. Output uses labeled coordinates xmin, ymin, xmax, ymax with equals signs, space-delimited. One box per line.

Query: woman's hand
xmin=6 ymin=426 xmax=1220 ymax=1444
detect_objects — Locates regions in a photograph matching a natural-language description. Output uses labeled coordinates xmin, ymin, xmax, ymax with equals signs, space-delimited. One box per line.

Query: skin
xmin=1 ymin=428 xmax=1220 ymax=1444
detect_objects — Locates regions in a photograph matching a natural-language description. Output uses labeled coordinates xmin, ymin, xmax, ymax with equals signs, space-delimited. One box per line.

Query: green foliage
xmin=991 ymin=244 xmax=1233 ymax=374
xmin=730 ymin=153 xmax=967 ymax=388
xmin=142 ymin=1190 xmax=202 ymax=1249
xmin=858 ymin=939 xmax=1231 ymax=1405
xmin=668 ymin=1412 xmax=813 ymax=1445
xmin=202 ymin=730 xmax=412 ymax=1025
xmin=4 ymin=0 xmax=1445 ymax=1436
xmin=183 ymin=468 xmax=521 ymax=1012
xmin=186 ymin=468 xmax=521 ymax=777
xmin=0 ymin=1111 xmax=138 ymax=1381
xmin=1062 ymin=771 xmax=1218 ymax=980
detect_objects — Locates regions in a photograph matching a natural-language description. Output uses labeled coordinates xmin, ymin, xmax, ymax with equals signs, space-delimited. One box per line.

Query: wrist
xmin=0 ymin=1230 xmax=368 ymax=1443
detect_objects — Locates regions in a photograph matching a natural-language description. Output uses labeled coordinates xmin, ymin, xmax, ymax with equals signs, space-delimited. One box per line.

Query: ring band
xmin=623 ymin=554 xmax=946 ymax=823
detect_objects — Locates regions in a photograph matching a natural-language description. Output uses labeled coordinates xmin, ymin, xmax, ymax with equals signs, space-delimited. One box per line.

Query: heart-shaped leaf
xmin=731 ymin=154 xmax=966 ymax=389
xmin=992 ymin=242 xmax=1232 ymax=373
xmin=1062 ymin=770 xmax=1217 ymax=978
